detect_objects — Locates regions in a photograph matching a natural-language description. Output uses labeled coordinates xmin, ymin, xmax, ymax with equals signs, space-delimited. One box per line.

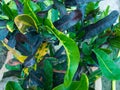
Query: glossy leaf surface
xmin=45 ymin=19 xmax=80 ymax=87
xmin=14 ymin=14 xmax=38 ymax=33
xmin=93 ymin=48 xmax=120 ymax=80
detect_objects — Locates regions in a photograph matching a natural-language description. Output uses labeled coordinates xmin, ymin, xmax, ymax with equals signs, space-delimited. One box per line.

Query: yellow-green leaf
xmin=35 ymin=42 xmax=48 ymax=63
xmin=2 ymin=42 xmax=27 ymax=63
xmin=45 ymin=19 xmax=80 ymax=87
xmin=14 ymin=14 xmax=38 ymax=33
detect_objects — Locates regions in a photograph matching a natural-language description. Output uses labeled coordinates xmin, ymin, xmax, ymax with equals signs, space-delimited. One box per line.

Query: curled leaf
xmin=14 ymin=14 xmax=38 ymax=33
xmin=45 ymin=19 xmax=80 ymax=87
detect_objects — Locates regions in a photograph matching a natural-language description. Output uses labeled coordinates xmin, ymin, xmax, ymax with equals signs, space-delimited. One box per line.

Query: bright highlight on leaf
xmin=2 ymin=42 xmax=27 ymax=63
xmin=93 ymin=48 xmax=120 ymax=80
xmin=14 ymin=14 xmax=38 ymax=33
xmin=35 ymin=42 xmax=48 ymax=63
xmin=45 ymin=19 xmax=80 ymax=87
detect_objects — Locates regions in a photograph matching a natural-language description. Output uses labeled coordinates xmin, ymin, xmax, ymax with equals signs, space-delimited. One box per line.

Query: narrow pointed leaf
xmin=93 ymin=48 xmax=120 ymax=80
xmin=53 ymin=10 xmax=82 ymax=31
xmin=23 ymin=0 xmax=39 ymax=25
xmin=2 ymin=42 xmax=27 ymax=63
xmin=83 ymin=10 xmax=119 ymax=39
xmin=45 ymin=19 xmax=80 ymax=87
xmin=14 ymin=14 xmax=38 ymax=33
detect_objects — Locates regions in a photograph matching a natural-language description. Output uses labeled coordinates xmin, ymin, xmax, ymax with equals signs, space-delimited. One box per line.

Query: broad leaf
xmin=23 ymin=0 xmax=40 ymax=25
xmin=5 ymin=81 xmax=23 ymax=90
xmin=45 ymin=19 xmax=80 ymax=87
xmin=14 ymin=14 xmax=38 ymax=33
xmin=93 ymin=48 xmax=120 ymax=80
xmin=83 ymin=10 xmax=119 ymax=39
xmin=53 ymin=73 xmax=89 ymax=90
xmin=53 ymin=10 xmax=82 ymax=31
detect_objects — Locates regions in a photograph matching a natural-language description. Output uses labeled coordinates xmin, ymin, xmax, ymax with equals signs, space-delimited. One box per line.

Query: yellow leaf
xmin=2 ymin=42 xmax=27 ymax=63
xmin=35 ymin=42 xmax=48 ymax=63
xmin=23 ymin=68 xmax=29 ymax=75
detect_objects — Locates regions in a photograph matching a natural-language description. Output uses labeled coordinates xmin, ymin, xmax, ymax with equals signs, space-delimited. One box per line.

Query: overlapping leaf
xmin=53 ymin=10 xmax=82 ymax=31
xmin=83 ymin=10 xmax=119 ymax=39
xmin=93 ymin=48 xmax=120 ymax=80
xmin=45 ymin=19 xmax=80 ymax=87
xmin=53 ymin=73 xmax=89 ymax=90
xmin=14 ymin=14 xmax=38 ymax=33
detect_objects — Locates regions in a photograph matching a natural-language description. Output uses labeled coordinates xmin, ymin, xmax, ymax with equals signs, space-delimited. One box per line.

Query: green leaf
xmin=109 ymin=37 xmax=120 ymax=49
xmin=14 ymin=14 xmax=38 ymax=33
xmin=43 ymin=60 xmax=53 ymax=90
xmin=5 ymin=81 xmax=23 ymax=90
xmin=93 ymin=48 xmax=120 ymax=80
xmin=2 ymin=3 xmax=14 ymax=20
xmin=45 ymin=19 xmax=80 ymax=87
xmin=53 ymin=73 xmax=89 ymax=90
xmin=47 ymin=8 xmax=59 ymax=22
xmin=0 ymin=15 xmax=9 ymax=20
xmin=82 ymin=42 xmax=91 ymax=55
xmin=6 ymin=21 xmax=15 ymax=32
xmin=84 ymin=10 xmax=119 ymax=39
xmin=8 ymin=1 xmax=18 ymax=17
xmin=23 ymin=0 xmax=40 ymax=25
xmin=5 ymin=64 xmax=21 ymax=71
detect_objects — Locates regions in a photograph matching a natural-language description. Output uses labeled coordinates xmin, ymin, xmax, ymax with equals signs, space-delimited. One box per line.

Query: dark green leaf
xmin=2 ymin=3 xmax=16 ymax=20
xmin=109 ymin=37 xmax=120 ymax=48
xmin=45 ymin=19 xmax=80 ymax=87
xmin=82 ymin=42 xmax=91 ymax=55
xmin=23 ymin=0 xmax=40 ymax=25
xmin=53 ymin=10 xmax=82 ymax=31
xmin=83 ymin=10 xmax=119 ymax=39
xmin=5 ymin=81 xmax=23 ymax=90
xmin=93 ymin=48 xmax=120 ymax=80
xmin=53 ymin=73 xmax=89 ymax=90
xmin=5 ymin=64 xmax=21 ymax=71
xmin=43 ymin=60 xmax=53 ymax=90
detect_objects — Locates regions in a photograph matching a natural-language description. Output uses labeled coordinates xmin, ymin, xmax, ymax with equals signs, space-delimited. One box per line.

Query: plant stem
xmin=112 ymin=80 xmax=116 ymax=90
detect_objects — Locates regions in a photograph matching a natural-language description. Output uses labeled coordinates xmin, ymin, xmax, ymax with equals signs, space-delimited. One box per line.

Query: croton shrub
xmin=0 ymin=0 xmax=120 ymax=90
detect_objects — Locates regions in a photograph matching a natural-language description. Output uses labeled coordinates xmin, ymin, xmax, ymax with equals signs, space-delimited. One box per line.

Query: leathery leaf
xmin=93 ymin=48 xmax=120 ymax=80
xmin=45 ymin=19 xmax=80 ymax=87
xmin=14 ymin=14 xmax=38 ymax=33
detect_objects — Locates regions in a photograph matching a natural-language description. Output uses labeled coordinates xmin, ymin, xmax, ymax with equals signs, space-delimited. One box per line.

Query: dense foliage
xmin=0 ymin=0 xmax=120 ymax=90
